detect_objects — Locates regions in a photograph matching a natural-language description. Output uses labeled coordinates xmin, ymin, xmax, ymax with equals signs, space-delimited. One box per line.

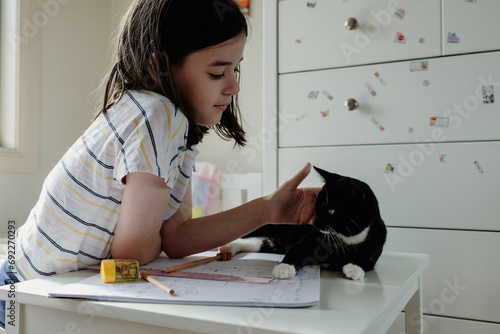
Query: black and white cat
xmin=220 ymin=167 xmax=387 ymax=280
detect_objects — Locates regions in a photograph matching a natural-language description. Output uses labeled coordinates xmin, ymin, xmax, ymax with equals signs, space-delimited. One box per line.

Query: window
xmin=0 ymin=0 xmax=40 ymax=173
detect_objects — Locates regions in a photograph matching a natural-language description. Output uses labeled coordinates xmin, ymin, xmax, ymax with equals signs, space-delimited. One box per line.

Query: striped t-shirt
xmin=15 ymin=89 xmax=198 ymax=281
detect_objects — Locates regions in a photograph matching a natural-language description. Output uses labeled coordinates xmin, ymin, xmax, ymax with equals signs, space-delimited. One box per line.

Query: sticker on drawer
xmin=394 ymin=8 xmax=406 ymax=20
xmin=429 ymin=117 xmax=449 ymax=128
xmin=374 ymin=72 xmax=387 ymax=86
xmin=482 ymin=85 xmax=495 ymax=104
xmin=447 ymin=32 xmax=460 ymax=44
xmin=410 ymin=60 xmax=428 ymax=72
xmin=295 ymin=112 xmax=309 ymax=122
xmin=371 ymin=117 xmax=385 ymax=131
xmin=365 ymin=82 xmax=377 ymax=96
xmin=384 ymin=163 xmax=395 ymax=174
xmin=320 ymin=109 xmax=330 ymax=118
xmin=322 ymin=90 xmax=333 ymax=101
xmin=307 ymin=90 xmax=320 ymax=99
xmin=473 ymin=160 xmax=484 ymax=174
xmin=394 ymin=32 xmax=406 ymax=44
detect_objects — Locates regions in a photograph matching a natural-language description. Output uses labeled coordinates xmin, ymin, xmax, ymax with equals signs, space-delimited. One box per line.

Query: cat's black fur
xmin=228 ymin=166 xmax=387 ymax=279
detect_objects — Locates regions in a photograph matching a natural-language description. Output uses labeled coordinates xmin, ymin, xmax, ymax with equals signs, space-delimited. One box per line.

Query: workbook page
xmin=48 ymin=251 xmax=320 ymax=308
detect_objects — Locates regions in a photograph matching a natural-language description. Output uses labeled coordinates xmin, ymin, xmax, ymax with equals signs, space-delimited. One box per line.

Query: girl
xmin=1 ymin=0 xmax=318 ymax=327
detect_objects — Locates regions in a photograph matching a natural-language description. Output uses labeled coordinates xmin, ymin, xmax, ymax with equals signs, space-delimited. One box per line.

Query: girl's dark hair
xmin=95 ymin=0 xmax=248 ymax=149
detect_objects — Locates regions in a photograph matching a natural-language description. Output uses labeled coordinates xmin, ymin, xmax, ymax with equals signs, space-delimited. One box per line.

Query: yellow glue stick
xmin=100 ymin=259 xmax=139 ymax=283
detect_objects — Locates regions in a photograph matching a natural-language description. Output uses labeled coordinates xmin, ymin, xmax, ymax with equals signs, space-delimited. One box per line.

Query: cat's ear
xmin=314 ymin=166 xmax=341 ymax=181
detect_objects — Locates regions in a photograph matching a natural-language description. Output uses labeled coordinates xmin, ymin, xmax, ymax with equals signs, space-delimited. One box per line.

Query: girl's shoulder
xmin=122 ymin=89 xmax=183 ymax=120
xmin=101 ymin=89 xmax=189 ymax=140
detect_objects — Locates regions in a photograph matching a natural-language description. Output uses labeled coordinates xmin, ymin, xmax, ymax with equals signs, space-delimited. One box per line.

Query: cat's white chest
xmin=335 ymin=226 xmax=370 ymax=245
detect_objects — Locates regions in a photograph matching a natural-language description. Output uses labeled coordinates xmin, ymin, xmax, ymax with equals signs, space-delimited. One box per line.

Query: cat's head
xmin=313 ymin=166 xmax=380 ymax=237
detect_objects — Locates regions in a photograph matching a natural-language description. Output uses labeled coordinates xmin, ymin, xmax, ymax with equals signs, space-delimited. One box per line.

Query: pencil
xmin=140 ymin=271 xmax=175 ymax=295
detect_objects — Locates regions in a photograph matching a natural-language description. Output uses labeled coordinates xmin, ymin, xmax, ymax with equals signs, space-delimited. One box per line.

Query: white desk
xmin=0 ymin=252 xmax=428 ymax=334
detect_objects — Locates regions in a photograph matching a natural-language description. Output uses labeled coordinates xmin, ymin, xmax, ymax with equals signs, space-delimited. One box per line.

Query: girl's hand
xmin=264 ymin=163 xmax=320 ymax=226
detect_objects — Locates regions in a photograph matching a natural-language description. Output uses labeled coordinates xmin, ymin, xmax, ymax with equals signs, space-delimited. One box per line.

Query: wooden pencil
xmin=140 ymin=271 xmax=175 ymax=295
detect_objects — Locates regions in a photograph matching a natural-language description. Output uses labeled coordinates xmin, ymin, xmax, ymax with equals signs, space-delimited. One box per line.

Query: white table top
xmin=0 ymin=251 xmax=428 ymax=334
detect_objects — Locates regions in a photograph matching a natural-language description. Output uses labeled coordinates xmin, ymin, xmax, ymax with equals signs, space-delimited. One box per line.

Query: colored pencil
xmin=140 ymin=271 xmax=175 ymax=295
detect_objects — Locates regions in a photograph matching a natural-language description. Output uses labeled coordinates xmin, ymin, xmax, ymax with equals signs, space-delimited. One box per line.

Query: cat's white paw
xmin=220 ymin=237 xmax=266 ymax=255
xmin=219 ymin=242 xmax=241 ymax=255
xmin=272 ymin=263 xmax=296 ymax=279
xmin=342 ymin=263 xmax=365 ymax=280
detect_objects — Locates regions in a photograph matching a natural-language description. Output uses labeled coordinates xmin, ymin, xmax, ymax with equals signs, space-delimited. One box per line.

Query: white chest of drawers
xmin=263 ymin=1 xmax=500 ymax=333
xmin=278 ymin=0 xmax=441 ymax=72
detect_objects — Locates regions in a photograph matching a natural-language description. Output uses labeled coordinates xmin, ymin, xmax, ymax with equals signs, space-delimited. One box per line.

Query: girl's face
xmin=171 ymin=33 xmax=246 ymax=126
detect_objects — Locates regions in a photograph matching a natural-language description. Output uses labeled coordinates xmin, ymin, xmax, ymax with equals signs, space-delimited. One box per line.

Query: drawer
xmin=278 ymin=142 xmax=500 ymax=231
xmin=279 ymin=52 xmax=500 ymax=148
xmin=278 ymin=0 xmax=441 ymax=73
xmin=443 ymin=0 xmax=500 ymax=55
xmin=384 ymin=228 xmax=500 ymax=324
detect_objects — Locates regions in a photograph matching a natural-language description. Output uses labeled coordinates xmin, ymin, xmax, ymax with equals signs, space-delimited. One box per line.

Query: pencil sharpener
xmin=100 ymin=259 xmax=139 ymax=283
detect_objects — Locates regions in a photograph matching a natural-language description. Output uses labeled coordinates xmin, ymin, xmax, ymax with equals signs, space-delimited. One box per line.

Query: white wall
xmin=0 ymin=0 xmax=117 ymax=235
xmin=0 ymin=0 xmax=266 ymax=234
xmin=196 ymin=0 xmax=264 ymax=177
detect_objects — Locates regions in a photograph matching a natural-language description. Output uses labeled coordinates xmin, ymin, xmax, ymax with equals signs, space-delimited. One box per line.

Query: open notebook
xmin=48 ymin=251 xmax=320 ymax=308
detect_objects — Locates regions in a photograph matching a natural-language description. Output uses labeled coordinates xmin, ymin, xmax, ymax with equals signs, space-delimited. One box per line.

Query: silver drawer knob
xmin=344 ymin=18 xmax=358 ymax=30
xmin=344 ymin=98 xmax=359 ymax=110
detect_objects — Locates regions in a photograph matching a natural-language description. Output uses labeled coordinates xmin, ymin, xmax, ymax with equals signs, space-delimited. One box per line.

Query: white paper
xmin=48 ymin=251 xmax=320 ymax=308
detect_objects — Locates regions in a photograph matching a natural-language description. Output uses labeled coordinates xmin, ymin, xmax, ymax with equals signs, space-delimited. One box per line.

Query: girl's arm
xmin=111 ymin=172 xmax=170 ymax=264
xmin=161 ymin=163 xmax=319 ymax=258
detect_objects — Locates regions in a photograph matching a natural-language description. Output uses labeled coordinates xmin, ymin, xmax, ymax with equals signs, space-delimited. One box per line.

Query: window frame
xmin=0 ymin=0 xmax=40 ymax=173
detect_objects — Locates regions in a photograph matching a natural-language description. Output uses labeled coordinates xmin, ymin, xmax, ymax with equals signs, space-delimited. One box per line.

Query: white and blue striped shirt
xmin=15 ymin=89 xmax=198 ymax=280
